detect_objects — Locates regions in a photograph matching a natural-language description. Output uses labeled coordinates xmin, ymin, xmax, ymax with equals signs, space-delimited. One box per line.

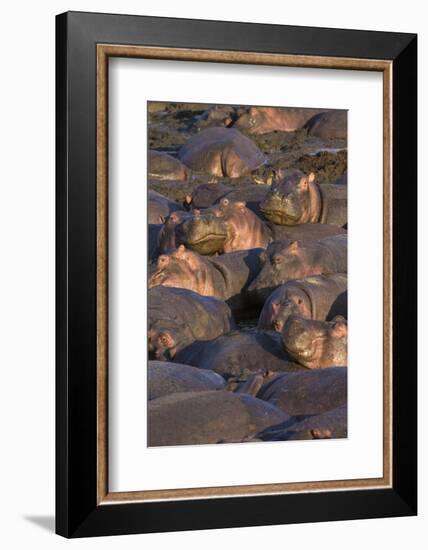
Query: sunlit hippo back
xmin=178 ymin=127 xmax=267 ymax=178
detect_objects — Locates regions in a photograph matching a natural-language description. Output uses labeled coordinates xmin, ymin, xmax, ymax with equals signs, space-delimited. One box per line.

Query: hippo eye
xmin=169 ymin=214 xmax=178 ymax=223
xmin=160 ymin=334 xmax=169 ymax=345
xmin=297 ymin=298 xmax=303 ymax=305
xmin=272 ymin=255 xmax=283 ymax=265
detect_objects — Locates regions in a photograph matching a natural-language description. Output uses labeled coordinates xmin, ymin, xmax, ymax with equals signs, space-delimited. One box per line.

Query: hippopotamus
xmin=148 ymin=150 xmax=190 ymax=181
xmin=256 ymin=367 xmax=347 ymax=416
xmin=157 ymin=210 xmax=226 ymax=255
xmin=186 ymin=185 xmax=347 ymax=238
xmin=148 ymin=189 xmax=185 ymax=224
xmin=247 ymin=234 xmax=347 ymax=303
xmin=282 ymin=315 xmax=348 ymax=369
xmin=258 ymin=273 xmax=347 ymax=332
xmin=257 ymin=405 xmax=347 ymax=441
xmin=148 ymin=286 xmax=234 ymax=360
xmin=195 ymin=105 xmax=239 ymax=130
xmin=178 ymin=127 xmax=267 ymax=178
xmin=186 ymin=183 xmax=271 ymax=216
xmin=158 ymin=199 xmax=271 ymax=255
xmin=304 ymin=110 xmax=347 ymax=140
xmin=174 ymin=328 xmax=305 ymax=379
xmin=148 ymin=361 xmax=225 ymax=400
xmin=260 ymin=169 xmax=347 ymax=227
xmin=207 ymin=198 xmax=272 ymax=252
xmin=148 ymin=390 xmax=288 ymax=446
xmin=233 ymin=106 xmax=325 ymax=135
xmin=148 ymin=245 xmax=262 ymax=313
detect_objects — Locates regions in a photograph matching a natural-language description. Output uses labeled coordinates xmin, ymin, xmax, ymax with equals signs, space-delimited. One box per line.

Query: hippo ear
xmin=298 ymin=176 xmax=310 ymax=192
xmin=271 ymin=302 xmax=280 ymax=314
xmin=175 ymin=244 xmax=186 ymax=257
xmin=248 ymin=107 xmax=257 ymax=116
xmin=331 ymin=317 xmax=348 ymax=337
xmin=307 ymin=172 xmax=315 ymax=183
xmin=287 ymin=241 xmax=300 ymax=254
xmin=157 ymin=254 xmax=170 ymax=267
xmin=185 ymin=194 xmax=192 ymax=205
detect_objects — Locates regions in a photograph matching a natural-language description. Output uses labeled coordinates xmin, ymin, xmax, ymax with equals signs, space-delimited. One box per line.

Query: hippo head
xmin=281 ymin=314 xmax=347 ymax=369
xmin=148 ymin=245 xmax=207 ymax=294
xmin=148 ymin=318 xmax=192 ymax=361
xmin=177 ymin=209 xmax=228 ymax=255
xmin=158 ymin=210 xmax=193 ymax=253
xmin=233 ymin=106 xmax=267 ymax=135
xmin=260 ymin=170 xmax=318 ymax=225
xmin=248 ymin=240 xmax=321 ymax=304
xmin=266 ymin=288 xmax=312 ymax=332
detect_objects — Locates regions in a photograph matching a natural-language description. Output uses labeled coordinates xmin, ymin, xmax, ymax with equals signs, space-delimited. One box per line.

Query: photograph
xmin=147 ymin=102 xmax=348 ymax=446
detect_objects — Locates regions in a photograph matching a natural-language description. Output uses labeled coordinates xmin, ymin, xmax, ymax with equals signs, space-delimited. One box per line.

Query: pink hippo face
xmin=281 ymin=315 xmax=347 ymax=369
xmin=260 ymin=170 xmax=320 ymax=226
xmin=148 ymin=245 xmax=213 ymax=296
xmin=258 ymin=285 xmax=312 ymax=332
xmin=248 ymin=240 xmax=325 ymax=304
xmin=208 ymin=198 xmax=272 ymax=252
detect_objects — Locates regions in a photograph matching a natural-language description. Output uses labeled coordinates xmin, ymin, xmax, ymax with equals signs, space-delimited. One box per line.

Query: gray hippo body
xmin=148 ymin=390 xmax=287 ymax=446
xmin=148 ymin=189 xmax=185 ymax=224
xmin=148 ymin=361 xmax=225 ymax=400
xmin=305 ymin=110 xmax=347 ymax=140
xmin=257 ymin=405 xmax=347 ymax=441
xmin=248 ymin=234 xmax=347 ymax=304
xmin=269 ymin=222 xmax=346 ymax=242
xmin=174 ymin=328 xmax=305 ymax=379
xmin=148 ymin=286 xmax=234 ymax=361
xmin=258 ymin=273 xmax=347 ymax=331
xmin=148 ymin=150 xmax=190 ymax=181
xmin=178 ymin=127 xmax=266 ymax=178
xmin=257 ymin=367 xmax=347 ymax=416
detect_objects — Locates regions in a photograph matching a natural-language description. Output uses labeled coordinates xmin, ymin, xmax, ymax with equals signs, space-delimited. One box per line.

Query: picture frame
xmin=56 ymin=11 xmax=417 ymax=538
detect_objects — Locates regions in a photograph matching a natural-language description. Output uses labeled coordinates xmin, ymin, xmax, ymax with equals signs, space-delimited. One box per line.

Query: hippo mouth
xmin=260 ymin=204 xmax=300 ymax=225
xmin=180 ymin=230 xmax=228 ymax=254
xmin=186 ymin=233 xmax=227 ymax=245
xmin=284 ymin=335 xmax=325 ymax=362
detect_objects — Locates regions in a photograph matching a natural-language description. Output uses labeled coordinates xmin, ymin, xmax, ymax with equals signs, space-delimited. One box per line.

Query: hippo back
xmin=148 ymin=361 xmax=225 ymax=400
xmin=178 ymin=128 xmax=266 ymax=175
xmin=148 ymin=390 xmax=288 ymax=446
xmin=257 ymin=405 xmax=347 ymax=441
xmin=318 ymin=184 xmax=347 ymax=227
xmin=148 ymin=286 xmax=234 ymax=342
xmin=257 ymin=367 xmax=347 ymax=416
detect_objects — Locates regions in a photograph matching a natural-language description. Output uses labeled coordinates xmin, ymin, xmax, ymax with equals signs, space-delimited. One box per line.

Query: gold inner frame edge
xmin=96 ymin=44 xmax=393 ymax=504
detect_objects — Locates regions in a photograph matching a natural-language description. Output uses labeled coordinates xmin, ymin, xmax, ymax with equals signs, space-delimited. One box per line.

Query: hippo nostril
xmin=273 ymin=320 xmax=283 ymax=332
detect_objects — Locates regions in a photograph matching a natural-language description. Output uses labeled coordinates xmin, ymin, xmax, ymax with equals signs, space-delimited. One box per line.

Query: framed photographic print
xmin=56 ymin=11 xmax=417 ymax=537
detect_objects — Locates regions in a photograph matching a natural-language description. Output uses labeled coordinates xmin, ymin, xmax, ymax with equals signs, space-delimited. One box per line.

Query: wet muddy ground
xmin=148 ymin=102 xmax=347 ymax=204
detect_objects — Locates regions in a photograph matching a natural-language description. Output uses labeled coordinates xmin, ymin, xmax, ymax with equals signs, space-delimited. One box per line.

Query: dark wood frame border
xmin=56 ymin=11 xmax=417 ymax=537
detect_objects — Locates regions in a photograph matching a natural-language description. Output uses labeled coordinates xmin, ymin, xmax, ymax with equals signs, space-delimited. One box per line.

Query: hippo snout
xmin=282 ymin=316 xmax=321 ymax=354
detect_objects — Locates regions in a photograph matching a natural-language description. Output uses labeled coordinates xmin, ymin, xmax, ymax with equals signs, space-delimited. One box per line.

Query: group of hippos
xmin=146 ymin=104 xmax=348 ymax=447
